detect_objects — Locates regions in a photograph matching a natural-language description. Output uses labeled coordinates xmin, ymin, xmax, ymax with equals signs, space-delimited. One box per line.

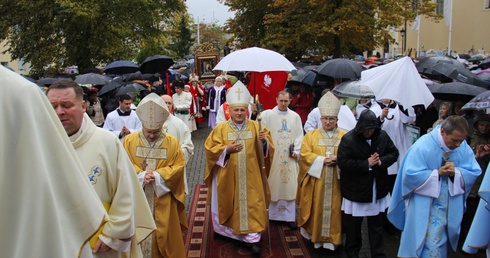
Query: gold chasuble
xmin=123 ymin=131 xmax=187 ymax=258
xmin=297 ymin=128 xmax=346 ymax=245
xmin=204 ymin=119 xmax=275 ymax=234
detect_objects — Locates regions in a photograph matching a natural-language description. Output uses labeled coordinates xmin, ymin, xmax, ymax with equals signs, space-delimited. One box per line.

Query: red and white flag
xmin=247 ymin=71 xmax=289 ymax=110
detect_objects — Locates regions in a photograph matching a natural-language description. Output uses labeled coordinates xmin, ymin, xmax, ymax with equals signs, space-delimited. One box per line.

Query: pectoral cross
xmin=442 ymin=153 xmax=450 ymax=163
xmin=326 ymin=151 xmax=332 ymax=158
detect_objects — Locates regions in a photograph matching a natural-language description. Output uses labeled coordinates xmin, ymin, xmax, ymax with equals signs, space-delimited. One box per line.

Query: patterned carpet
xmin=184 ymin=184 xmax=312 ymax=257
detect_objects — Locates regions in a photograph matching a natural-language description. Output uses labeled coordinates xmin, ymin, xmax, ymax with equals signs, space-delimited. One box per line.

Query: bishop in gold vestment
xmin=297 ymin=92 xmax=346 ymax=251
xmin=123 ymin=93 xmax=187 ymax=258
xmin=204 ymin=81 xmax=274 ymax=255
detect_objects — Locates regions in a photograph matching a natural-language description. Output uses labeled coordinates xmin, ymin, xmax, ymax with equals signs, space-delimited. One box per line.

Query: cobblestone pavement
xmin=184 ymin=123 xmax=485 ymax=258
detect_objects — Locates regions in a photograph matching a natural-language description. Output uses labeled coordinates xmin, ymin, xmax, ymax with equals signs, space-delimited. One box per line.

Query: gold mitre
xmin=226 ymin=80 xmax=251 ymax=108
xmin=136 ymin=93 xmax=169 ymax=129
xmin=318 ymin=91 xmax=341 ymax=117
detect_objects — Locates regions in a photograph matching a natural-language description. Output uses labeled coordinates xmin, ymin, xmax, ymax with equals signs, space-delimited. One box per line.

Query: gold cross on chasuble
xmin=137 ymin=132 xmax=166 ymax=257
xmin=317 ymin=129 xmax=340 ymax=238
xmin=227 ymin=121 xmax=254 ymax=231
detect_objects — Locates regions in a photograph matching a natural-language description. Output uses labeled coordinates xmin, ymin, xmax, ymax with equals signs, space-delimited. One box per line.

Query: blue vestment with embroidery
xmin=388 ymin=126 xmax=481 ymax=257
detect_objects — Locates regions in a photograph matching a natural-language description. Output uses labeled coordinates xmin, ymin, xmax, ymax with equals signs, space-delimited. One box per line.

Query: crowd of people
xmin=3 ymin=60 xmax=490 ymax=258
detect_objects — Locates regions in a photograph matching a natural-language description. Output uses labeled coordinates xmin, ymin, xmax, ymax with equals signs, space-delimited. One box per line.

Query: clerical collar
xmin=277 ymin=109 xmax=288 ymax=115
xmin=69 ymin=117 xmax=87 ymax=142
xmin=117 ymin=108 xmax=131 ymax=116
xmin=437 ymin=127 xmax=455 ymax=153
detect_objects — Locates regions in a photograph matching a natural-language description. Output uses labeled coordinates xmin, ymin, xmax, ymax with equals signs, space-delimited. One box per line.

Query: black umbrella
xmin=428 ymin=82 xmax=487 ymax=101
xmin=75 ymin=73 xmax=109 ymax=85
xmin=416 ymin=56 xmax=464 ymax=73
xmin=97 ymin=78 xmax=125 ymax=97
xmin=116 ymin=83 xmax=138 ymax=96
xmin=316 ymin=59 xmax=364 ymax=79
xmin=131 ymin=82 xmax=148 ymax=92
xmin=424 ymin=63 xmax=488 ymax=88
xmin=478 ymin=59 xmax=490 ymax=69
xmin=103 ymin=60 xmax=139 ymax=75
xmin=139 ymin=55 xmax=174 ymax=74
xmin=36 ymin=77 xmax=58 ymax=86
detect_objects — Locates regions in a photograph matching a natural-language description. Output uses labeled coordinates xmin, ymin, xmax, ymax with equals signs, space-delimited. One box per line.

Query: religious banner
xmin=248 ymin=71 xmax=289 ymax=110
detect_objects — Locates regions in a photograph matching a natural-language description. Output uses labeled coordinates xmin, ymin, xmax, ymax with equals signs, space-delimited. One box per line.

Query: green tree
xmin=168 ymin=15 xmax=194 ymax=58
xmin=0 ymin=0 xmax=185 ymax=74
xmin=221 ymin=0 xmax=440 ymax=59
xmin=220 ymin=0 xmax=272 ymax=48
xmin=197 ymin=23 xmax=228 ymax=53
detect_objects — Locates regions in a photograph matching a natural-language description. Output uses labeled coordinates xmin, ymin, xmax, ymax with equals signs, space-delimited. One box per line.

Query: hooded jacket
xmin=337 ymin=110 xmax=399 ymax=202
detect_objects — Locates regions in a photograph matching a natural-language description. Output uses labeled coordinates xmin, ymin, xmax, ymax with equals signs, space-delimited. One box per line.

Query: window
xmin=436 ymin=0 xmax=444 ymax=14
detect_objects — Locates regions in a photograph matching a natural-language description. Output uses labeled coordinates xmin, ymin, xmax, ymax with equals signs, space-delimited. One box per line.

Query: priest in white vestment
xmin=0 ymin=65 xmax=107 ymax=258
xmin=261 ymin=90 xmax=304 ymax=229
xmin=162 ymin=94 xmax=195 ymax=194
xmin=46 ymin=79 xmax=155 ymax=258
xmin=172 ymin=80 xmax=195 ymax=132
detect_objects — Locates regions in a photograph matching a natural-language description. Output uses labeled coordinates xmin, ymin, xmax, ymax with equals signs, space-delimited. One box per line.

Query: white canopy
xmin=361 ymin=56 xmax=434 ymax=108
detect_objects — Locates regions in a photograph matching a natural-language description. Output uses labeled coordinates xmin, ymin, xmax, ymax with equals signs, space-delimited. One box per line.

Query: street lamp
xmin=400 ymin=27 xmax=406 ymax=55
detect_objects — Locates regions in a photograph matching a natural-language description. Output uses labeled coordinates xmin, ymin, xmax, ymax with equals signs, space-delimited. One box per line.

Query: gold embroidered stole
xmin=227 ymin=120 xmax=253 ymax=231
xmin=317 ymin=129 xmax=341 ymax=238
xmin=136 ymin=131 xmax=166 ymax=257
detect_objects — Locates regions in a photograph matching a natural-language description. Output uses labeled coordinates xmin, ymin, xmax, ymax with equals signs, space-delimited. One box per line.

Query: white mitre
xmin=226 ymin=80 xmax=251 ymax=108
xmin=136 ymin=93 xmax=169 ymax=129
xmin=318 ymin=91 xmax=341 ymax=117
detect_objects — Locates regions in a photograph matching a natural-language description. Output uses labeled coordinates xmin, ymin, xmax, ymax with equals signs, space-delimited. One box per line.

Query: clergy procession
xmin=4 ymin=46 xmax=490 ymax=258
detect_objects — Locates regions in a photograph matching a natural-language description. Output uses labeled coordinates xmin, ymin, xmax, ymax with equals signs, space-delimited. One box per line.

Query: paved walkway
xmin=184 ymin=123 xmax=485 ymax=258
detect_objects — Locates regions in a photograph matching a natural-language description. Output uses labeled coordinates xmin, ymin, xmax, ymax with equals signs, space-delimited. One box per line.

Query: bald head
xmin=161 ymin=94 xmax=173 ymax=113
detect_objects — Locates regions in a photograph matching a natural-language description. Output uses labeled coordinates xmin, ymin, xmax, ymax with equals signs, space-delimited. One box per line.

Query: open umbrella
xmin=332 ymin=80 xmax=375 ymax=99
xmin=139 ymin=55 xmax=174 ymax=74
xmin=475 ymin=68 xmax=490 ymax=81
xmin=115 ymin=83 xmax=138 ymax=96
xmin=428 ymin=82 xmax=487 ymax=101
xmin=316 ymin=59 xmax=364 ymax=79
xmin=213 ymin=47 xmax=296 ymax=72
xmin=97 ymin=78 xmax=125 ymax=97
xmin=75 ymin=73 xmax=109 ymax=85
xmin=103 ymin=60 xmax=139 ymax=75
xmin=416 ymin=56 xmax=464 ymax=73
xmin=37 ymin=77 xmax=59 ymax=86
xmin=361 ymin=56 xmax=434 ymax=108
xmin=462 ymin=90 xmax=490 ymax=111
xmin=424 ymin=62 xmax=488 ymax=88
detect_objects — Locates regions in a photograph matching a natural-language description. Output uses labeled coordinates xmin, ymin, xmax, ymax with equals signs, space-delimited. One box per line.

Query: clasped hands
xmin=324 ymin=156 xmax=337 ymax=166
xmin=143 ymin=170 xmax=155 ymax=185
xmin=368 ymin=152 xmax=382 ymax=167
xmin=439 ymin=161 xmax=455 ymax=177
xmin=121 ymin=126 xmax=131 ymax=137
xmin=476 ymin=144 xmax=490 ymax=159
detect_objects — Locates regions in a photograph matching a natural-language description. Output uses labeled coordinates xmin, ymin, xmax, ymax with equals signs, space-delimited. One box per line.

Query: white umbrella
xmin=213 ymin=47 xmax=296 ymax=72
xmin=361 ymin=56 xmax=434 ymax=108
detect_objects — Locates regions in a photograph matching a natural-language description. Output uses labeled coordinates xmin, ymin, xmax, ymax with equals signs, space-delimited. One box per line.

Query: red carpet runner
xmin=184 ymin=184 xmax=312 ymax=257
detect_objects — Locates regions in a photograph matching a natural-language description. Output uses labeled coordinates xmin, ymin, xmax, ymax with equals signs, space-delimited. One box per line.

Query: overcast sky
xmin=185 ymin=0 xmax=235 ymax=25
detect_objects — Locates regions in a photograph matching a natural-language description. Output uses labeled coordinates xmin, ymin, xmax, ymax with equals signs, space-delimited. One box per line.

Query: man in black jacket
xmin=337 ymin=109 xmax=399 ymax=258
